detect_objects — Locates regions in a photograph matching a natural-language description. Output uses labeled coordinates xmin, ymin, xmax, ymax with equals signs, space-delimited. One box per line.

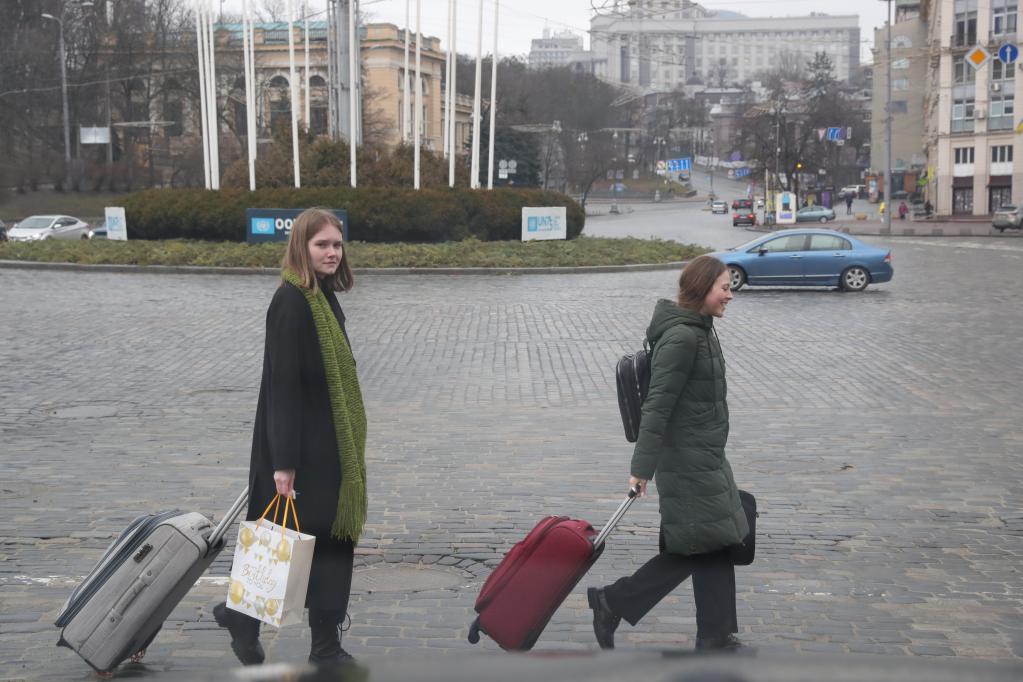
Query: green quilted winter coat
xmin=630 ymin=299 xmax=748 ymax=556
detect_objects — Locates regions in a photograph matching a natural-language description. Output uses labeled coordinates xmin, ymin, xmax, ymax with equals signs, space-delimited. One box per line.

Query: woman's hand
xmin=629 ymin=476 xmax=648 ymax=497
xmin=274 ymin=469 xmax=296 ymax=498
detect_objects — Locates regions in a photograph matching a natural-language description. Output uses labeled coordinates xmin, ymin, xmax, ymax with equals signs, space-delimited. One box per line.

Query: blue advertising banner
xmin=666 ymin=157 xmax=692 ymax=172
xmin=245 ymin=208 xmax=349 ymax=244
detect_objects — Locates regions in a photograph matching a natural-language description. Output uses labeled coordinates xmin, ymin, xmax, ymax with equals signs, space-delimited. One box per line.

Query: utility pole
xmin=470 ymin=0 xmax=484 ymax=188
xmin=884 ymin=0 xmax=893 ymax=231
xmin=448 ymin=0 xmax=458 ymax=187
xmin=403 ymin=0 xmax=411 ymax=142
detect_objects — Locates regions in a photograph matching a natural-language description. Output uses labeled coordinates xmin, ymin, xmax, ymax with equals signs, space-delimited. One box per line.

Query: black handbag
xmin=615 ymin=340 xmax=652 ymax=443
xmin=728 ymin=490 xmax=758 ymax=566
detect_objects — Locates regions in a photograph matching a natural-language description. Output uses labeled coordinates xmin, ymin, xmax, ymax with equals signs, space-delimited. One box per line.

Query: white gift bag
xmin=226 ymin=495 xmax=316 ymax=627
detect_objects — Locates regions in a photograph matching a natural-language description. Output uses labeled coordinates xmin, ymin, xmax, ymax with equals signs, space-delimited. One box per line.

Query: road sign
xmin=998 ymin=43 xmax=1019 ymax=64
xmin=967 ymin=46 xmax=990 ymax=70
xmin=666 ymin=157 xmax=691 ymax=172
xmin=734 ymin=168 xmax=751 ymax=178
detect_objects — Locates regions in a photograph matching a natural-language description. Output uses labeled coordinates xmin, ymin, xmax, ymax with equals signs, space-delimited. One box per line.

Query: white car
xmin=7 ymin=215 xmax=92 ymax=241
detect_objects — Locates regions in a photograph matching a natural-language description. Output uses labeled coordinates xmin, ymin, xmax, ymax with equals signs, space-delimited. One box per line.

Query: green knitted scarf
xmin=283 ymin=270 xmax=367 ymax=543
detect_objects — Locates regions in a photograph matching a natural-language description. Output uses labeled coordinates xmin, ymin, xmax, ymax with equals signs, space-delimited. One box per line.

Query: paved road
xmin=1 ymin=223 xmax=1021 ymax=678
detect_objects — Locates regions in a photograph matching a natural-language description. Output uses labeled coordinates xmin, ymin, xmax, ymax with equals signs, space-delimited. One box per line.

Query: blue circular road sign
xmin=998 ymin=43 xmax=1018 ymax=64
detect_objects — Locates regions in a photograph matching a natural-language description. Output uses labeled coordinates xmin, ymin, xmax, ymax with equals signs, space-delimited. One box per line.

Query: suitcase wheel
xmin=467 ymin=617 xmax=481 ymax=645
xmin=129 ymin=649 xmax=147 ymax=664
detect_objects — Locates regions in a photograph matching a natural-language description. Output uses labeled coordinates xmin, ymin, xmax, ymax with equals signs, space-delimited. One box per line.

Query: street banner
xmin=776 ymin=192 xmax=796 ymax=225
xmin=104 ymin=207 xmax=127 ymax=241
xmin=521 ymin=206 xmax=567 ymax=242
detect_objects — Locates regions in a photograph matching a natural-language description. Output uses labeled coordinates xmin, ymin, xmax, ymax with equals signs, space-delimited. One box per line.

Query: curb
xmin=0 ymin=259 xmax=690 ymax=277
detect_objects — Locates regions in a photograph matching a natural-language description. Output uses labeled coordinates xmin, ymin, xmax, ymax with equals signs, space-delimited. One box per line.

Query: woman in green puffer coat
xmin=587 ymin=255 xmax=749 ymax=652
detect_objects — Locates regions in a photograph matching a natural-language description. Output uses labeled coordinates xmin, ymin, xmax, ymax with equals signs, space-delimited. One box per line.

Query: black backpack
xmin=616 ymin=340 xmax=652 ymax=443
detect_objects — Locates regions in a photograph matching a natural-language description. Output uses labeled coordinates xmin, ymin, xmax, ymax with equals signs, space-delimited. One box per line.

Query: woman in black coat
xmin=214 ymin=208 xmax=368 ymax=667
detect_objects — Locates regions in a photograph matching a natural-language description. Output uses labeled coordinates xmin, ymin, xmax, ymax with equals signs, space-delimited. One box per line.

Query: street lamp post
xmin=42 ymin=2 xmax=94 ymax=190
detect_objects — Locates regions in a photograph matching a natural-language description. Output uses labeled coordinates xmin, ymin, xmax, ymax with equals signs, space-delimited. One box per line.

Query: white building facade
xmin=528 ymin=30 xmax=586 ymax=69
xmin=925 ymin=0 xmax=1021 ymax=215
xmin=590 ymin=1 xmax=861 ymax=89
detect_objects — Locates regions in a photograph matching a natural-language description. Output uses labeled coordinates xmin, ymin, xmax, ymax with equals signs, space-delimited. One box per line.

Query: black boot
xmin=587 ymin=587 xmax=621 ymax=650
xmin=695 ymin=634 xmax=746 ymax=652
xmin=212 ymin=601 xmax=264 ymax=666
xmin=308 ymin=609 xmax=354 ymax=666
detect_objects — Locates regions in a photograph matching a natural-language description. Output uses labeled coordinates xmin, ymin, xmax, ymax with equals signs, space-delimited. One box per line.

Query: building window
xmin=892 ymin=58 xmax=910 ymax=70
xmin=953 ymin=187 xmax=974 ymax=214
xmin=992 ymin=144 xmax=1014 ymax=163
xmin=993 ymin=0 xmax=1018 ymax=36
xmin=954 ymin=56 xmax=977 ymax=83
xmin=954 ymin=147 xmax=975 ymax=164
xmin=953 ymin=1 xmax=978 ymax=47
xmin=893 ymin=78 xmax=909 ymax=90
xmin=990 ymin=94 xmax=1015 ymax=129
xmin=952 ymin=97 xmax=976 ymax=132
xmin=992 ymin=59 xmax=1015 ymax=81
xmin=894 ymin=35 xmax=913 ymax=49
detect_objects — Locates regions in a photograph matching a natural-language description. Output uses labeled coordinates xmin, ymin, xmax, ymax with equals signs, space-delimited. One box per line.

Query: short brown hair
xmin=677 ymin=255 xmax=726 ymax=311
xmin=280 ymin=208 xmax=354 ymax=293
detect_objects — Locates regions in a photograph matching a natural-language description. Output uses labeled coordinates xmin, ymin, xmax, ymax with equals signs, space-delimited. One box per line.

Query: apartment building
xmin=925 ymin=0 xmax=1021 ymax=214
xmin=871 ymin=1 xmax=930 ymax=197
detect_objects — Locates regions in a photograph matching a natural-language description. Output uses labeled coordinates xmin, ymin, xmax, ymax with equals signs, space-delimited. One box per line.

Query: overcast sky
xmin=229 ymin=1 xmax=890 ymax=65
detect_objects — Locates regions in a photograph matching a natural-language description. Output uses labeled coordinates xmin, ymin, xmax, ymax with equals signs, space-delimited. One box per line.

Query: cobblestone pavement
xmin=1 ymin=235 xmax=1021 ymax=680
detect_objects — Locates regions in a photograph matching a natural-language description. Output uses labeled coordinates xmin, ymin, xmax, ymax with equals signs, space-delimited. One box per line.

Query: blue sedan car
xmin=710 ymin=229 xmax=893 ymax=292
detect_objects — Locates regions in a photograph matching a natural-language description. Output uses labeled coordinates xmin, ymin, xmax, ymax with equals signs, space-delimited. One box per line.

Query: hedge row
xmin=122 ymin=187 xmax=585 ymax=243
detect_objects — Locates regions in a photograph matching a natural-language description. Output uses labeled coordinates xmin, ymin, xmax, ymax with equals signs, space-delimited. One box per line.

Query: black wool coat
xmin=246 ymin=281 xmax=357 ymax=609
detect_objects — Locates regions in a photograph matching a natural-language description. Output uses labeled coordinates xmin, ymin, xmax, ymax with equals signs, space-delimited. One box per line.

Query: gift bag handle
xmin=256 ymin=494 xmax=302 ymax=535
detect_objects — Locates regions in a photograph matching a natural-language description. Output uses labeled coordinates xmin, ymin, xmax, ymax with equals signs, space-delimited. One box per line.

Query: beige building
xmin=925 ymin=0 xmax=1021 ymax=215
xmin=203 ymin=21 xmax=471 ymax=151
xmin=871 ymin=1 xmax=930 ymax=195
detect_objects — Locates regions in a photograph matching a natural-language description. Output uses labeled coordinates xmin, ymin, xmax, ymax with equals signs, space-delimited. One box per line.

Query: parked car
xmin=992 ymin=205 xmax=1023 ymax=232
xmin=711 ymin=200 xmax=728 ymax=214
xmin=732 ymin=207 xmax=757 ymax=227
xmin=840 ymin=184 xmax=866 ymax=199
xmin=87 ymin=219 xmax=108 ymax=239
xmin=6 ymin=215 xmax=91 ymax=241
xmin=795 ymin=205 xmax=836 ymax=223
xmin=710 ymin=228 xmax=893 ymax=292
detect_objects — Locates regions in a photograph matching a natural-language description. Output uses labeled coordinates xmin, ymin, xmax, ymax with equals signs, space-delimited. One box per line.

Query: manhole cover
xmin=352 ymin=565 xmax=466 ymax=593
xmin=49 ymin=404 xmax=120 ymax=419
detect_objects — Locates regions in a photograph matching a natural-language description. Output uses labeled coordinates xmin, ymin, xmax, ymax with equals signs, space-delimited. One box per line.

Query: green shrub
xmin=121 ymin=187 xmax=584 ymax=243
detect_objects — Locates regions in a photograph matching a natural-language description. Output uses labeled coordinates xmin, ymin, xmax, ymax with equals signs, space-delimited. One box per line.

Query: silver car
xmin=992 ymin=205 xmax=1023 ymax=232
xmin=6 ymin=215 xmax=92 ymax=241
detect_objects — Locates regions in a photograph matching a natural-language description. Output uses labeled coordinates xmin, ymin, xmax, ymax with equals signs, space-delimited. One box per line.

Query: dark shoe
xmin=308 ymin=609 xmax=355 ymax=666
xmin=212 ymin=601 xmax=265 ymax=666
xmin=695 ymin=634 xmax=745 ymax=652
xmin=587 ymin=587 xmax=621 ymax=650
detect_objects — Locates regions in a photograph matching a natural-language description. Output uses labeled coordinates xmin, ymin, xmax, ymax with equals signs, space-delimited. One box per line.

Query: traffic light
xmin=795 ymin=161 xmax=803 ymax=170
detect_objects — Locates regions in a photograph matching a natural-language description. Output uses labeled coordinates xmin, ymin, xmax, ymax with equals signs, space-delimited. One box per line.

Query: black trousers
xmin=602 ymin=541 xmax=737 ymax=640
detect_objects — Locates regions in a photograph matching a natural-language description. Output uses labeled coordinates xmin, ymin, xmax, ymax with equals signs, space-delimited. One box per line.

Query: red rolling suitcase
xmin=467 ymin=487 xmax=639 ymax=651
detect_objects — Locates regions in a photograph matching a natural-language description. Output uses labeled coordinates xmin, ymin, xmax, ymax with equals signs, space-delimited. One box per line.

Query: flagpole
xmin=304 ymin=0 xmax=310 ymax=126
xmin=195 ymin=2 xmax=211 ymax=189
xmin=486 ymin=0 xmax=498 ymax=189
xmin=413 ymin=0 xmax=422 ymax=189
xmin=287 ymin=0 xmax=301 ymax=187
xmin=403 ymin=0 xmax=411 ymax=143
xmin=242 ymin=0 xmax=256 ymax=190
xmin=470 ymin=0 xmax=483 ymax=189
xmin=442 ymin=0 xmax=452 ymax=160
xmin=349 ymin=0 xmax=358 ymax=187
xmin=448 ymin=0 xmax=458 ymax=187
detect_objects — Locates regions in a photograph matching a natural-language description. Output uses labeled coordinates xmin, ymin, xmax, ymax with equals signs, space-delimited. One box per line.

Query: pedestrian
xmin=924 ymin=199 xmax=933 ymax=217
xmin=587 ymin=255 xmax=749 ymax=653
xmin=879 ymin=200 xmax=886 ymax=219
xmin=845 ymin=192 xmax=854 ymax=215
xmin=213 ymin=208 xmax=367 ymax=667
xmin=898 ymin=201 xmax=909 ymax=220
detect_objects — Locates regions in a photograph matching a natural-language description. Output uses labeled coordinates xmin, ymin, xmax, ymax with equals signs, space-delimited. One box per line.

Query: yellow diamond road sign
xmin=967 ymin=46 xmax=991 ymax=69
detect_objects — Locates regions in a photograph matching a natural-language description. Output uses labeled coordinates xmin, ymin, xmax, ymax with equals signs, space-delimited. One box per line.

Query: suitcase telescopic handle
xmin=208 ymin=487 xmax=250 ymax=549
xmin=592 ymin=485 xmax=641 ymax=549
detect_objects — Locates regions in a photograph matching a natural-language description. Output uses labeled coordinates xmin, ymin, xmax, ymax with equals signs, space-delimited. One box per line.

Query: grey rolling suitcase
xmin=55 ymin=488 xmax=249 ymax=674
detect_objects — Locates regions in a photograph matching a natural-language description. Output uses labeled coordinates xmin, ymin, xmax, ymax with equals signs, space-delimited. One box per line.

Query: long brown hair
xmin=280 ymin=208 xmax=355 ymax=292
xmin=677 ymin=255 xmax=726 ymax=311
